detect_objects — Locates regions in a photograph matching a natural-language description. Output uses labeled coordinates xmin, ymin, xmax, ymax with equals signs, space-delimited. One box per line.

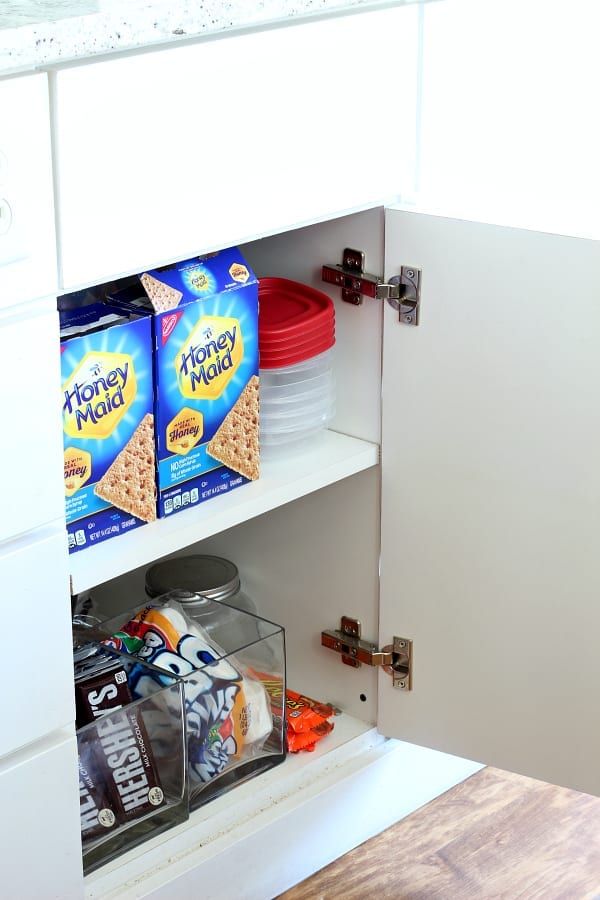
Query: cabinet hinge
xmin=321 ymin=616 xmax=413 ymax=690
xmin=321 ymin=247 xmax=421 ymax=325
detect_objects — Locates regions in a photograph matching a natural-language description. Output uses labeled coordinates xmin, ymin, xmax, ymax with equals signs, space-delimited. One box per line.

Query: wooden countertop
xmin=278 ymin=767 xmax=600 ymax=899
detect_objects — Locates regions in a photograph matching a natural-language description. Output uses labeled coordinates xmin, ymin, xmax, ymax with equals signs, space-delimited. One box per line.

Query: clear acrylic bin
xmin=97 ymin=593 xmax=287 ymax=814
xmin=75 ymin=645 xmax=188 ymax=874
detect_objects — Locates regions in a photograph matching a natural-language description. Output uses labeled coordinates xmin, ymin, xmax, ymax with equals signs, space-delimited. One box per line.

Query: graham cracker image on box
xmin=206 ymin=376 xmax=260 ymax=481
xmin=94 ymin=413 xmax=157 ymax=522
xmin=140 ymin=272 xmax=183 ymax=313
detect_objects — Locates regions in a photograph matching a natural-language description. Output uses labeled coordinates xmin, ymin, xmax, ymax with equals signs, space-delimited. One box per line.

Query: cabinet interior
xmin=73 ymin=207 xmax=386 ymax=750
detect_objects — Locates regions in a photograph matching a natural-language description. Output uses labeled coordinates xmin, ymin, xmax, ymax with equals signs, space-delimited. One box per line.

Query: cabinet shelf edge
xmin=69 ymin=431 xmax=379 ymax=594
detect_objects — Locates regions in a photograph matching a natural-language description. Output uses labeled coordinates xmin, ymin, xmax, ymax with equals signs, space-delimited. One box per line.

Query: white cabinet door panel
xmin=0 ymin=527 xmax=73 ymax=757
xmin=0 ymin=300 xmax=64 ymax=542
xmin=0 ymin=730 xmax=82 ymax=898
xmin=53 ymin=6 xmax=419 ymax=289
xmin=378 ymin=209 xmax=600 ymax=795
xmin=0 ymin=74 xmax=57 ymax=306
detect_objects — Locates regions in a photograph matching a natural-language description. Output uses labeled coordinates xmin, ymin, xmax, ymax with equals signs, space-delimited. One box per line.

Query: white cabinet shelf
xmin=83 ymin=715 xmax=378 ymax=900
xmin=69 ymin=430 xmax=379 ymax=594
xmin=83 ymin=715 xmax=480 ymax=900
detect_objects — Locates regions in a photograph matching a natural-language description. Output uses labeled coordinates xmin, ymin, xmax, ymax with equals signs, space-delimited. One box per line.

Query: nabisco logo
xmin=162 ymin=312 xmax=182 ymax=346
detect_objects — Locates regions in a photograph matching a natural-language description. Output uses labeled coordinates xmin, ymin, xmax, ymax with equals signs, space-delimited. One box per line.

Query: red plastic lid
xmin=259 ymin=314 xmax=334 ymax=349
xmin=259 ymin=278 xmax=335 ymax=340
xmin=259 ymin=331 xmax=335 ymax=368
xmin=260 ymin=325 xmax=335 ymax=358
xmin=260 ymin=321 xmax=334 ymax=356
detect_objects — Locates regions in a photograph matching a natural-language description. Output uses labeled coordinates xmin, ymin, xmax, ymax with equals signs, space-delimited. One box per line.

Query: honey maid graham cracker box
xmin=60 ymin=301 xmax=156 ymax=553
xmin=108 ymin=247 xmax=259 ymax=519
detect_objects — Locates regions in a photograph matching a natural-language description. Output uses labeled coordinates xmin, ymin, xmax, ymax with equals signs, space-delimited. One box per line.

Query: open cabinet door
xmin=378 ymin=209 xmax=600 ymax=795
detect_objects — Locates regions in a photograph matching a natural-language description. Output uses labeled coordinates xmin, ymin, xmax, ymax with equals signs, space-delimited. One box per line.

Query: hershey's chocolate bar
xmin=75 ymin=648 xmax=133 ymax=729
xmin=75 ymin=646 xmax=165 ymax=833
xmin=93 ymin=705 xmax=165 ymax=821
xmin=78 ymin=738 xmax=118 ymax=840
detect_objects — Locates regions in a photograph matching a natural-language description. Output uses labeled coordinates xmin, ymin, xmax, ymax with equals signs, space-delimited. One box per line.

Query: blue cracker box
xmin=109 ymin=247 xmax=259 ymax=519
xmin=60 ymin=301 xmax=156 ymax=553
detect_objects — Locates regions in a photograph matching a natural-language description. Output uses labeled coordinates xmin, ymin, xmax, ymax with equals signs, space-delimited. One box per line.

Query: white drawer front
xmin=0 ymin=300 xmax=64 ymax=542
xmin=0 ymin=528 xmax=73 ymax=757
xmin=54 ymin=6 xmax=419 ymax=289
xmin=0 ymin=730 xmax=82 ymax=898
xmin=0 ymin=74 xmax=57 ymax=307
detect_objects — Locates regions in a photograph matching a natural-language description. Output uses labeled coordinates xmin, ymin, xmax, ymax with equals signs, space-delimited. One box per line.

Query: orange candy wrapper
xmin=252 ymin=673 xmax=336 ymax=753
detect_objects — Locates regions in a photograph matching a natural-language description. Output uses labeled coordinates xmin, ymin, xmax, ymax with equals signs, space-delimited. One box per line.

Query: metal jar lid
xmin=145 ymin=555 xmax=241 ymax=602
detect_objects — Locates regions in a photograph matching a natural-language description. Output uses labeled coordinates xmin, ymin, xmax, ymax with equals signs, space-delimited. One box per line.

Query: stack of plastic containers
xmin=258 ymin=278 xmax=335 ymax=456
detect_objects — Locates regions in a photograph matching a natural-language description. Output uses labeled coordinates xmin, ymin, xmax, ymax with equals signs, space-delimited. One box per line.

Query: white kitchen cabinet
xmin=80 ymin=205 xmax=600 ymax=899
xmin=0 ymin=300 xmax=65 ymax=542
xmin=0 ymin=74 xmax=57 ymax=306
xmin=2 ymin=1 xmax=599 ymax=898
xmin=0 ymin=729 xmax=82 ymax=899
xmin=0 ymin=527 xmax=74 ymax=757
xmin=51 ymin=7 xmax=419 ymax=291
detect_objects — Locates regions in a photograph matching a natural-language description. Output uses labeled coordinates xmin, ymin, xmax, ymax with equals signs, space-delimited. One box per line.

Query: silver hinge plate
xmin=381 ymin=636 xmax=413 ymax=690
xmin=321 ymin=247 xmax=421 ymax=325
xmin=321 ymin=616 xmax=413 ymax=690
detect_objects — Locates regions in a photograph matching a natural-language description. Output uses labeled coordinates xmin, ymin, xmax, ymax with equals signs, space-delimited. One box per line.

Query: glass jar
xmin=145 ymin=555 xmax=260 ymax=650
